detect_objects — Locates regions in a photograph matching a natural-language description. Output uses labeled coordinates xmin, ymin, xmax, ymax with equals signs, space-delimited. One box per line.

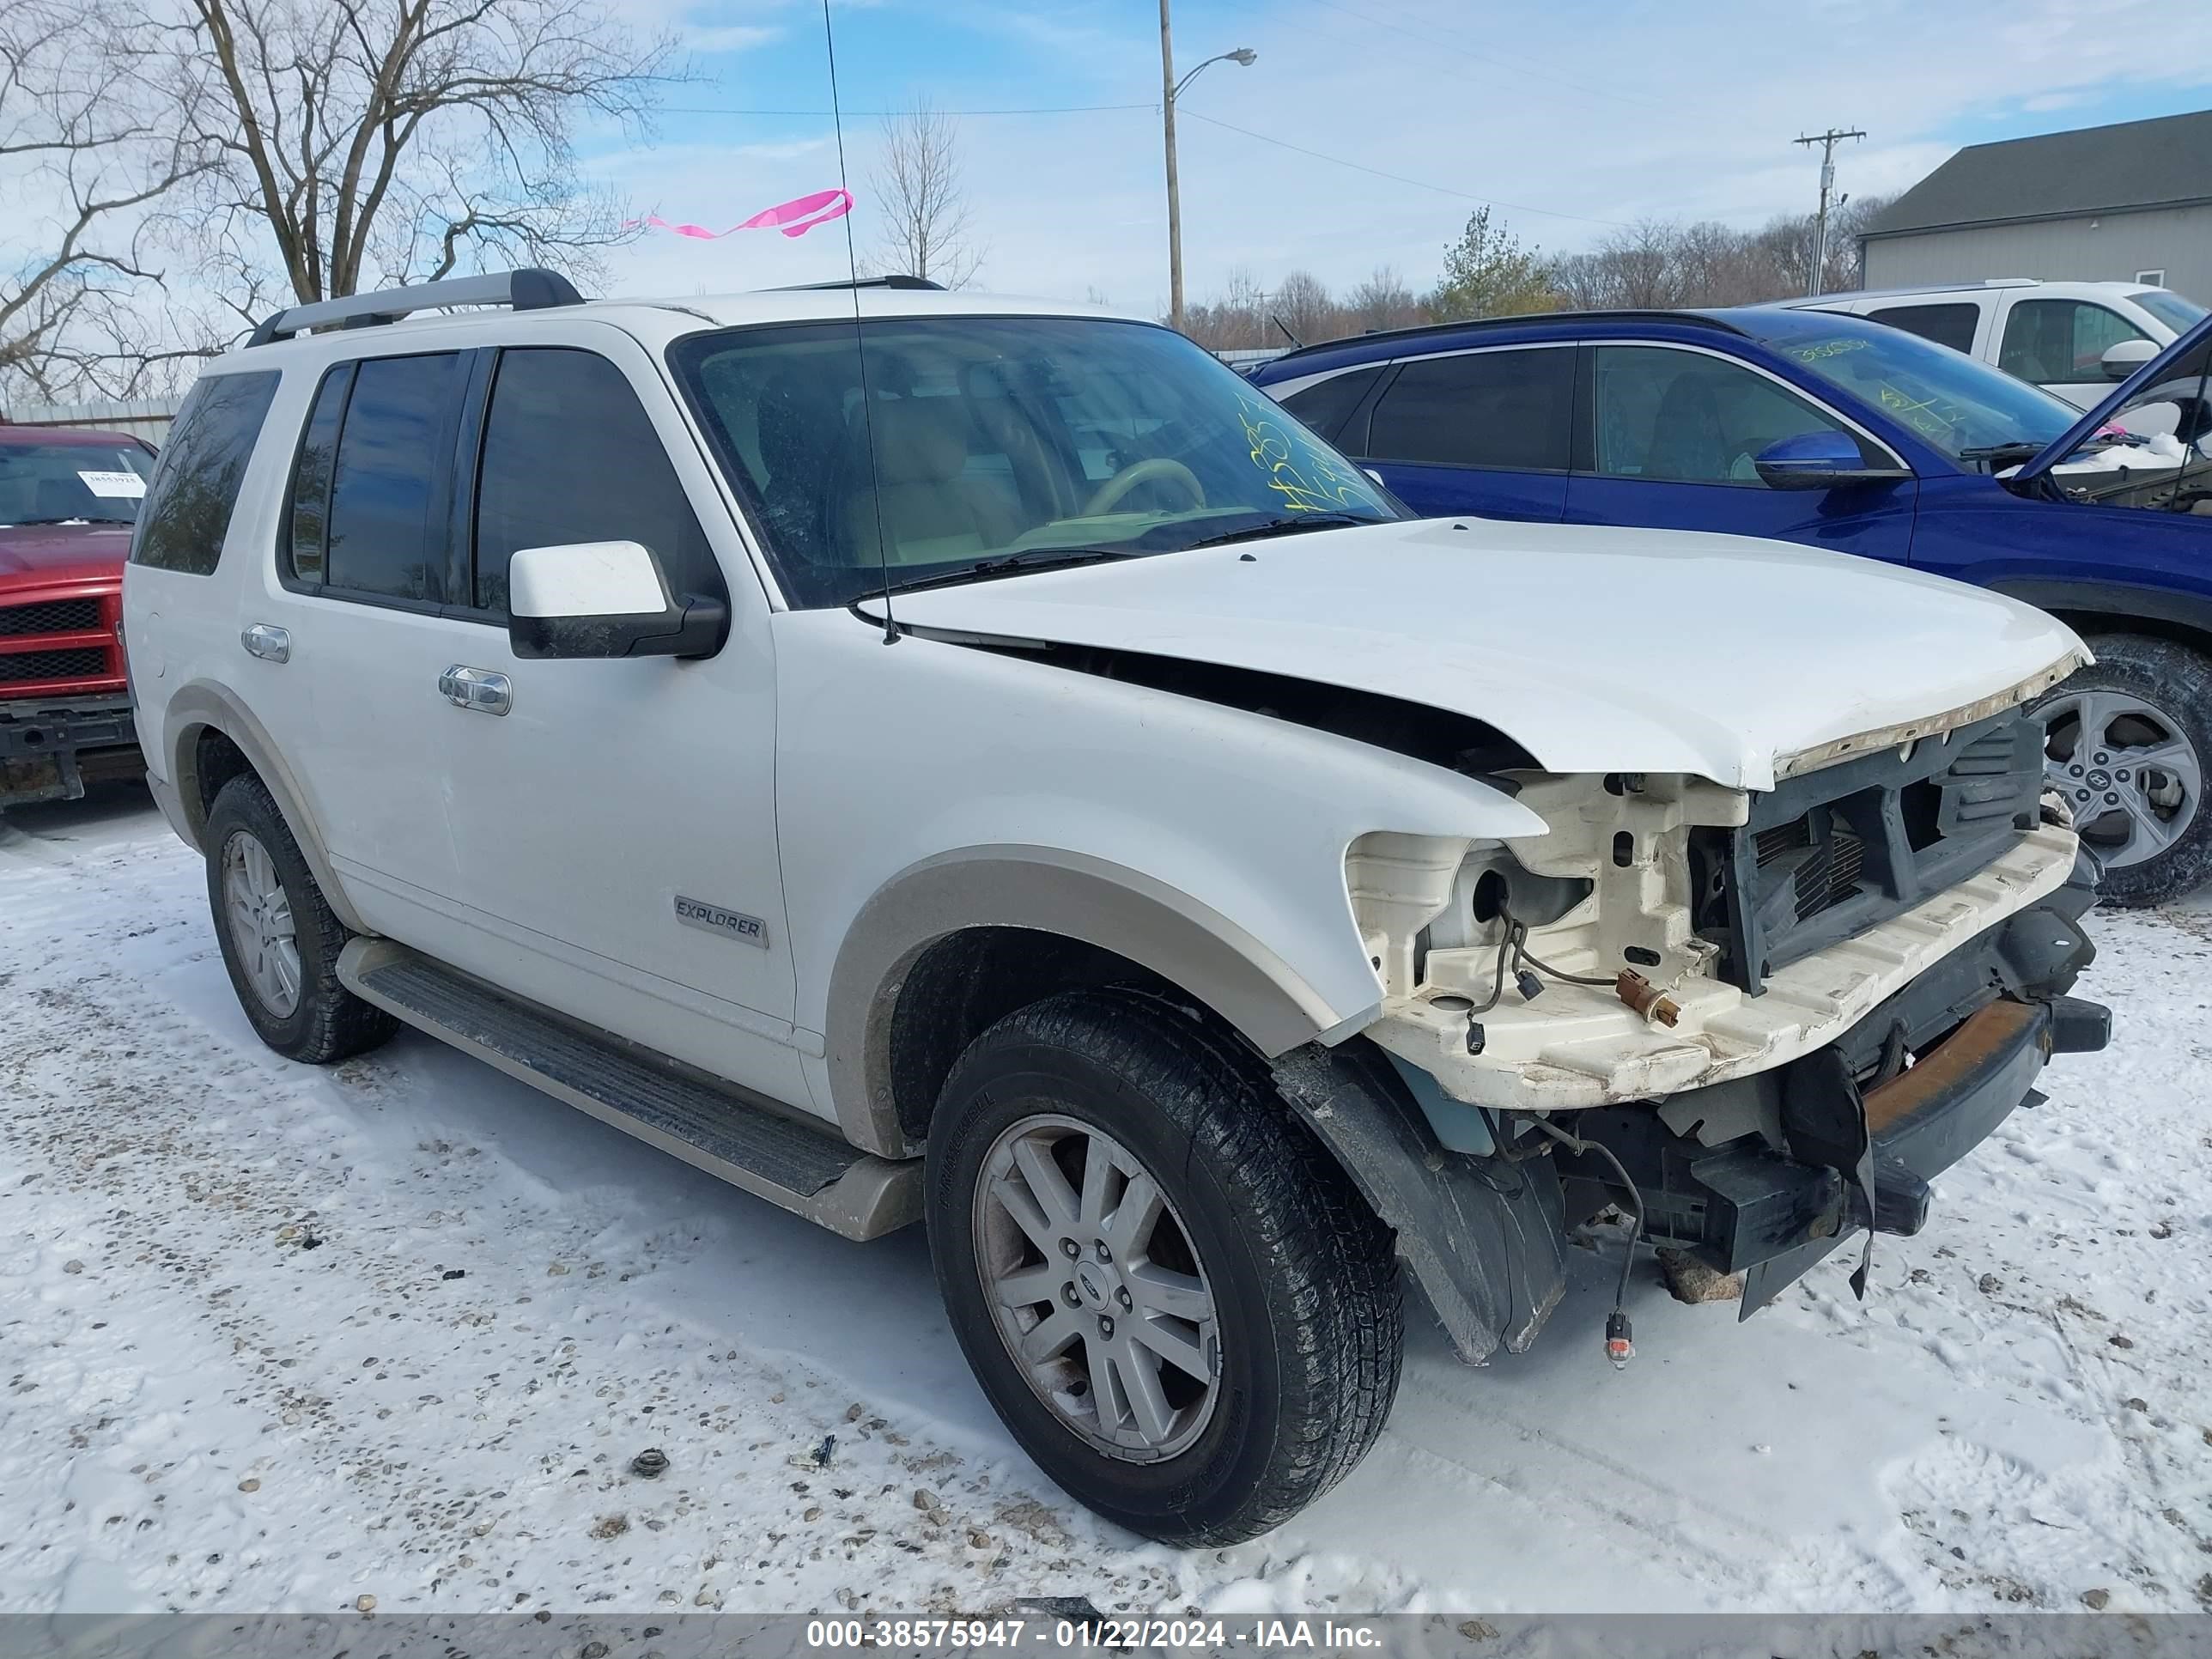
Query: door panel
xmin=1564 ymin=343 xmax=1917 ymax=564
xmin=428 ymin=330 xmax=807 ymax=1106
xmin=247 ymin=350 xmax=479 ymax=941
xmin=1357 ymin=345 xmax=1572 ymax=520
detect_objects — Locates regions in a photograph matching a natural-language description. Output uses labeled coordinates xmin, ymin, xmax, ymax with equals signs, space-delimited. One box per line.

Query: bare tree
xmin=1270 ymin=270 xmax=1336 ymax=346
xmin=1 ymin=0 xmax=208 ymax=398
xmin=869 ymin=100 xmax=981 ymax=289
xmin=1346 ymin=264 xmax=1420 ymax=334
xmin=123 ymin=0 xmax=677 ymax=326
xmin=1547 ymin=195 xmax=1897 ymax=314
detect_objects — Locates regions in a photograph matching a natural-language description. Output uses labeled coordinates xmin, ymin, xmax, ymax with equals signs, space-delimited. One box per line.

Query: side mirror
xmin=507 ymin=540 xmax=728 ymax=661
xmin=1753 ymin=431 xmax=1906 ymax=491
xmin=2100 ymin=337 xmax=2159 ymax=380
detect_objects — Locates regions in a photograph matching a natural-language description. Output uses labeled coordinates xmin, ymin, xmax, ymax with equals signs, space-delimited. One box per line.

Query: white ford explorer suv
xmin=124 ymin=270 xmax=2111 ymax=1545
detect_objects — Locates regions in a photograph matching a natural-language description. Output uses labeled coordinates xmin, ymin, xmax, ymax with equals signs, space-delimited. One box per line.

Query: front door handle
xmin=241 ymin=623 xmax=290 ymax=663
xmin=439 ymin=665 xmax=512 ymax=715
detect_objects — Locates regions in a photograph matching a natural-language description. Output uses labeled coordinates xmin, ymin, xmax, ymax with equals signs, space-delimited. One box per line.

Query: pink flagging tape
xmin=629 ymin=189 xmax=854 ymax=241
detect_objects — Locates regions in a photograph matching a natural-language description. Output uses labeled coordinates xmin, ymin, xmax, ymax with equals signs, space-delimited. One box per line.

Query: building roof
xmin=1865 ymin=107 xmax=2212 ymax=239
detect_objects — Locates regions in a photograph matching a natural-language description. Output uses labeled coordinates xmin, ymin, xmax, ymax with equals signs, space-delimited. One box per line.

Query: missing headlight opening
xmin=1349 ymin=708 xmax=2085 ymax=1119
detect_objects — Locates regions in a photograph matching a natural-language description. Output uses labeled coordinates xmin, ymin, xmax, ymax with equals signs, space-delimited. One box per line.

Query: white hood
xmin=861 ymin=518 xmax=2086 ymax=791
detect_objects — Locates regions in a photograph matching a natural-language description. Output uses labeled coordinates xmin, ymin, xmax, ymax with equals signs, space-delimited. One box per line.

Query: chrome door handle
xmin=241 ymin=623 xmax=290 ymax=663
xmin=438 ymin=665 xmax=512 ymax=715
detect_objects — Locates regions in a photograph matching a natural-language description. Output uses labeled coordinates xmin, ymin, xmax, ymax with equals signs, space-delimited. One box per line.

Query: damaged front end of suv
xmin=1291 ymin=669 xmax=2110 ymax=1366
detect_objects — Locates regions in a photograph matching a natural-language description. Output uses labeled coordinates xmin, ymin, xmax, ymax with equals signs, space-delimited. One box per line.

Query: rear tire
xmin=927 ymin=988 xmax=1401 ymax=1546
xmin=2034 ymin=633 xmax=2212 ymax=908
xmin=204 ymin=775 xmax=398 ymax=1063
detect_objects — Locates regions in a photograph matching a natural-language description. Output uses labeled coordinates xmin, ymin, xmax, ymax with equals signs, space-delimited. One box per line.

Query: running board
xmin=337 ymin=939 xmax=920 ymax=1240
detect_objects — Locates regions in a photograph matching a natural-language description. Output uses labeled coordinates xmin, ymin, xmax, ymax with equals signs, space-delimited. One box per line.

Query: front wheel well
xmin=888 ymin=927 xmax=1188 ymax=1144
xmin=2046 ymin=611 xmax=2212 ymax=662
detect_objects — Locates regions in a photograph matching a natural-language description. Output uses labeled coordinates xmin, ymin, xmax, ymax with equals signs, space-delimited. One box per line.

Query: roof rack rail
xmin=775 ymin=274 xmax=945 ymax=292
xmin=1264 ymin=306 xmax=1747 ymax=365
xmin=246 ymin=268 xmax=586 ymax=348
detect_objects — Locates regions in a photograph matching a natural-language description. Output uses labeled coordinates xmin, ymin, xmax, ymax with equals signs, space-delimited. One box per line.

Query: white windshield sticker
xmin=78 ymin=470 xmax=146 ymax=498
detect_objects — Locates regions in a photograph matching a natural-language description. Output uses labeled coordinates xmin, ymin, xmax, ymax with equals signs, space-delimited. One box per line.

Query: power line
xmin=1176 ymin=107 xmax=1627 ymax=228
xmin=660 ymin=101 xmax=1154 ymax=118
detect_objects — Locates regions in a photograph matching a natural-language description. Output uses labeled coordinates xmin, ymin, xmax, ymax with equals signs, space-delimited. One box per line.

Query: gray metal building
xmin=1861 ymin=109 xmax=2212 ymax=302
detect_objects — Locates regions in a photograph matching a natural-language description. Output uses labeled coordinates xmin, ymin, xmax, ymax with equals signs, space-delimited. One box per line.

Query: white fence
xmin=3 ymin=397 xmax=182 ymax=445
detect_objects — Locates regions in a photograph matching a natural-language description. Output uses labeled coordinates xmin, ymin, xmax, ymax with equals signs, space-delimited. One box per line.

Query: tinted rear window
xmin=131 ymin=373 xmax=280 ymax=574
xmin=1864 ymin=302 xmax=1979 ymax=356
xmin=324 ymin=353 xmax=462 ymax=601
xmin=1275 ymin=365 xmax=1382 ymax=446
xmin=1365 ymin=348 xmax=1573 ymax=471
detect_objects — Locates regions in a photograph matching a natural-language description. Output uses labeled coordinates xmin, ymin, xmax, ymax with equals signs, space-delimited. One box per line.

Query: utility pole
xmin=1160 ymin=0 xmax=1183 ymax=334
xmin=1157 ymin=3 xmax=1255 ymax=336
xmin=1795 ymin=127 xmax=1865 ymax=296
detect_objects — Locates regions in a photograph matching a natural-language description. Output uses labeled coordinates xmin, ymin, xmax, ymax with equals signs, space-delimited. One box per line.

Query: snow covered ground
xmin=3 ymin=784 xmax=2208 ymax=1620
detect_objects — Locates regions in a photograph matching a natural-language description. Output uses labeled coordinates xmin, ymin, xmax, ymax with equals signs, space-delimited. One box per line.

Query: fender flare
xmin=160 ymin=680 xmax=370 ymax=935
xmin=824 ymin=845 xmax=1363 ymax=1156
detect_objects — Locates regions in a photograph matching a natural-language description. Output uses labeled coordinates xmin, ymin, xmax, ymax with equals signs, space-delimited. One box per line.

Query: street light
xmin=1158 ymin=0 xmax=1255 ymax=335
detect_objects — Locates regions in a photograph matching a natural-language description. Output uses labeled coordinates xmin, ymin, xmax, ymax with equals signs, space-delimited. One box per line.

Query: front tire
xmin=927 ymin=989 xmax=1401 ymax=1546
xmin=204 ymin=775 xmax=398 ymax=1063
xmin=2034 ymin=633 xmax=2212 ymax=907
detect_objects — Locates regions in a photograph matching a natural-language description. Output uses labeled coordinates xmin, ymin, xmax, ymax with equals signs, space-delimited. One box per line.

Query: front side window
xmin=1999 ymin=300 xmax=2147 ymax=386
xmin=1364 ymin=348 xmax=1572 ymax=471
xmin=131 ymin=373 xmax=279 ymax=574
xmin=1864 ymin=301 xmax=1979 ymax=356
xmin=1590 ymin=346 xmax=1864 ymax=484
xmin=669 ymin=317 xmax=1394 ymax=610
xmin=1757 ymin=320 xmax=2079 ymax=465
xmin=319 ymin=352 xmax=462 ymax=602
xmin=472 ymin=348 xmax=719 ymax=614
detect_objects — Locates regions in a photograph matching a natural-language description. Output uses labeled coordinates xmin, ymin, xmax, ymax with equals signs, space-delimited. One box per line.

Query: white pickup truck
xmin=124 ymin=271 xmax=2109 ymax=1545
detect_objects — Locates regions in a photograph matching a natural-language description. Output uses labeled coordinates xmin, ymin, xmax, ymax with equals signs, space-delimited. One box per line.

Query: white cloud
xmin=683 ymin=23 xmax=781 ymax=54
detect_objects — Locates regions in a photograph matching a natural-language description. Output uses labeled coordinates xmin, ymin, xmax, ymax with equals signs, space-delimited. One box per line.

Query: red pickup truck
xmin=0 ymin=422 xmax=158 ymax=807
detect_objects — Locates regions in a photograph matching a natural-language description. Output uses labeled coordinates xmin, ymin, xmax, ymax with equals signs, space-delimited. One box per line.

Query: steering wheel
xmin=1082 ymin=457 xmax=1206 ymax=517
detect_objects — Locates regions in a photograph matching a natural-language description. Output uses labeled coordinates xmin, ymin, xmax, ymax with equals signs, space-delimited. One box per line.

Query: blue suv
xmin=1252 ymin=306 xmax=2212 ymax=906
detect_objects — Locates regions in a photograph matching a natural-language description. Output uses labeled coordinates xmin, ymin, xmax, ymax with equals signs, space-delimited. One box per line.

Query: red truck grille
xmin=0 ymin=591 xmax=125 ymax=698
xmin=0 ymin=599 xmax=104 ymax=636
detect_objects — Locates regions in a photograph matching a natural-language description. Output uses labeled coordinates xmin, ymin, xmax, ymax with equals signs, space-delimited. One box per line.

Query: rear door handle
xmin=241 ymin=623 xmax=290 ymax=663
xmin=439 ymin=665 xmax=512 ymax=715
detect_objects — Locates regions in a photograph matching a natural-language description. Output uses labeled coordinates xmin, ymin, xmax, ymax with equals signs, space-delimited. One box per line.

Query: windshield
xmin=1746 ymin=319 xmax=2080 ymax=465
xmin=2136 ymin=289 xmax=2209 ymax=335
xmin=668 ymin=315 xmax=1396 ymax=607
xmin=0 ymin=440 xmax=155 ymax=526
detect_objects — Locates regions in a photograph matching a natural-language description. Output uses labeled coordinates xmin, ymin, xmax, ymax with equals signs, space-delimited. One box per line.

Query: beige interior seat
xmin=838 ymin=399 xmax=1021 ymax=566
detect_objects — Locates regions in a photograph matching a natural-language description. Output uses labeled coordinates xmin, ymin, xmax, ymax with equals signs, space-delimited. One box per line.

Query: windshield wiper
xmin=3 ymin=514 xmax=134 ymax=526
xmin=877 ymin=545 xmax=1143 ymax=596
xmin=1956 ymin=441 xmax=2047 ymax=465
xmin=1188 ymin=513 xmax=1376 ymax=547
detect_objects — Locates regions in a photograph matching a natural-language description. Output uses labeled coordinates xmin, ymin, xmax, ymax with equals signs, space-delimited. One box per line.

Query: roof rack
xmin=1263 ymin=306 xmax=1747 ymax=365
xmin=775 ymin=274 xmax=945 ymax=292
xmin=246 ymin=268 xmax=586 ymax=348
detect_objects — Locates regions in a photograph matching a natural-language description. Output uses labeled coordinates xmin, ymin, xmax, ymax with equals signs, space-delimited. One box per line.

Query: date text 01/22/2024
xmin=803 ymin=1618 xmax=1388 ymax=1650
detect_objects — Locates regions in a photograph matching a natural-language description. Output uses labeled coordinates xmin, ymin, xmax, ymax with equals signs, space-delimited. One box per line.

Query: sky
xmin=591 ymin=0 xmax=2212 ymax=314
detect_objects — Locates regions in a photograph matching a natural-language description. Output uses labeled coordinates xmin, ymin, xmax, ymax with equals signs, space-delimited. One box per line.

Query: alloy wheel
xmin=972 ymin=1114 xmax=1221 ymax=1462
xmin=2039 ymin=688 xmax=2202 ymax=872
xmin=222 ymin=829 xmax=301 ymax=1017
